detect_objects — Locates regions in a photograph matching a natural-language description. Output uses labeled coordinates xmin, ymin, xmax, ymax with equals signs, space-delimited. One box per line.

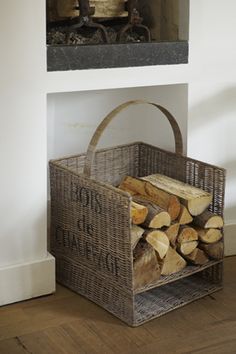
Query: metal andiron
xmin=70 ymin=0 xmax=109 ymax=43
xmin=118 ymin=0 xmax=151 ymax=42
xmin=47 ymin=0 xmax=151 ymax=44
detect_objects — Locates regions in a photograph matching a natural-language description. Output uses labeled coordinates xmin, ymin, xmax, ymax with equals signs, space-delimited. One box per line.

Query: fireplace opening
xmin=47 ymin=0 xmax=189 ymax=71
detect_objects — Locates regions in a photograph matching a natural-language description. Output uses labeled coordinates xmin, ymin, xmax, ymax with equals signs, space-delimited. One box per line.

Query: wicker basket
xmin=49 ymin=100 xmax=225 ymax=326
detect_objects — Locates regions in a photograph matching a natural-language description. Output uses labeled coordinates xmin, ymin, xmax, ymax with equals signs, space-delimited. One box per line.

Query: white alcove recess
xmin=47 ymin=85 xmax=188 ymax=162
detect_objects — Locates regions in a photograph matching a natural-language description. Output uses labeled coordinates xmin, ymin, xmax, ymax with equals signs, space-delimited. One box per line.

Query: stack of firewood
xmin=119 ymin=174 xmax=224 ymax=290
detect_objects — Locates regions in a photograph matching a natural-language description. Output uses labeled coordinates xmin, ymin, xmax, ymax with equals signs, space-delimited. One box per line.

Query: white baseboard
xmin=224 ymin=223 xmax=236 ymax=256
xmin=0 ymin=253 xmax=55 ymax=306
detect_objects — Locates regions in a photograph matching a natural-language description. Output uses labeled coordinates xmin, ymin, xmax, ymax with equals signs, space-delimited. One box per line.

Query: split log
xmin=184 ymin=248 xmax=209 ymax=265
xmin=51 ymin=0 xmax=127 ymax=20
xmin=119 ymin=176 xmax=148 ymax=196
xmin=131 ymin=201 xmax=148 ymax=225
xmin=178 ymin=241 xmax=198 ymax=256
xmin=177 ymin=226 xmax=198 ymax=243
xmin=162 ymin=222 xmax=180 ymax=247
xmin=92 ymin=0 xmax=127 ymax=18
xmin=145 ymin=230 xmax=170 ymax=259
xmin=47 ymin=0 xmax=60 ymax=22
xmin=193 ymin=210 xmax=224 ymax=229
xmin=56 ymin=0 xmax=78 ymax=18
xmin=119 ymin=176 xmax=180 ymax=220
xmin=161 ymin=247 xmax=187 ymax=275
xmin=142 ymin=174 xmax=212 ymax=216
xmin=199 ymin=242 xmax=224 ymax=260
xmin=133 ymin=198 xmax=171 ymax=229
xmin=177 ymin=226 xmax=198 ymax=255
xmin=196 ymin=227 xmax=223 ymax=244
xmin=131 ymin=225 xmax=144 ymax=250
xmin=133 ymin=240 xmax=161 ymax=290
xmin=177 ymin=205 xmax=193 ymax=225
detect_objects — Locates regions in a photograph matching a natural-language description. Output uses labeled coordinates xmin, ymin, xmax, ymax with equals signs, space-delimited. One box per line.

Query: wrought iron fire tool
xmin=66 ymin=0 xmax=109 ymax=43
xmin=118 ymin=0 xmax=151 ymax=42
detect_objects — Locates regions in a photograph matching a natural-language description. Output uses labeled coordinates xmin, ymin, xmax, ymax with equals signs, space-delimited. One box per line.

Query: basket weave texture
xmin=50 ymin=100 xmax=225 ymax=326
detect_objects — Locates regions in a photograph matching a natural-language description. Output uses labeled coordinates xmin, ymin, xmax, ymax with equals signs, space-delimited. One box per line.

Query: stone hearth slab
xmin=47 ymin=40 xmax=188 ymax=71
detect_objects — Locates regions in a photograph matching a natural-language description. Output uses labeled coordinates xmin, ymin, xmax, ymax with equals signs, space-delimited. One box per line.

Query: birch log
xmin=142 ymin=174 xmax=212 ymax=216
xmin=199 ymin=242 xmax=224 ymax=260
xmin=178 ymin=226 xmax=198 ymax=243
xmin=162 ymin=222 xmax=180 ymax=247
xmin=133 ymin=241 xmax=161 ymax=290
xmin=53 ymin=0 xmax=127 ymax=19
xmin=196 ymin=227 xmax=223 ymax=244
xmin=119 ymin=176 xmax=180 ymax=220
xmin=131 ymin=225 xmax=144 ymax=250
xmin=184 ymin=248 xmax=209 ymax=265
xmin=177 ymin=205 xmax=193 ymax=225
xmin=161 ymin=247 xmax=186 ymax=275
xmin=177 ymin=226 xmax=198 ymax=255
xmin=178 ymin=241 xmax=198 ymax=256
xmin=131 ymin=201 xmax=148 ymax=225
xmin=145 ymin=230 xmax=169 ymax=259
xmin=193 ymin=210 xmax=224 ymax=229
xmin=133 ymin=198 xmax=171 ymax=229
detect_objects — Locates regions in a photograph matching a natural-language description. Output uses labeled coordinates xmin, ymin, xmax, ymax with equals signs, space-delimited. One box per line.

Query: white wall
xmin=188 ymin=0 xmax=236 ymax=254
xmin=47 ymin=85 xmax=188 ymax=162
xmin=0 ymin=1 xmax=47 ymax=266
xmin=188 ymin=83 xmax=236 ymax=225
xmin=188 ymin=1 xmax=236 ymax=84
xmin=0 ymin=0 xmax=55 ymax=305
xmin=188 ymin=0 xmax=236 ymax=227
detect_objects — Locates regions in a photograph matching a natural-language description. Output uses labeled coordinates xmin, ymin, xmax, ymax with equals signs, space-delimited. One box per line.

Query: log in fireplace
xmin=47 ymin=0 xmax=189 ymax=71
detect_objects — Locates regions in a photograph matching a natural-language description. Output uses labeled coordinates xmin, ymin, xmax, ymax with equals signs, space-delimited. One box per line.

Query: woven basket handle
xmin=83 ymin=100 xmax=183 ymax=177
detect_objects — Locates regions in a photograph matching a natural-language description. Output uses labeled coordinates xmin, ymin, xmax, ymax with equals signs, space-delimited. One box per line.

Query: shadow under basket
xmin=49 ymin=100 xmax=225 ymax=326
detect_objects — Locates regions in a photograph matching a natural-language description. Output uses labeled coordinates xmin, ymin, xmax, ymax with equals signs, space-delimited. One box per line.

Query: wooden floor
xmin=0 ymin=257 xmax=236 ymax=354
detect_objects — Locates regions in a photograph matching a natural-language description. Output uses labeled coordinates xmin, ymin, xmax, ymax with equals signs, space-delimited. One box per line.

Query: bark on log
xmin=199 ymin=242 xmax=224 ymax=260
xmin=133 ymin=240 xmax=161 ymax=290
xmin=131 ymin=201 xmax=148 ymax=225
xmin=133 ymin=198 xmax=171 ymax=229
xmin=161 ymin=247 xmax=187 ymax=275
xmin=162 ymin=222 xmax=180 ymax=247
xmin=142 ymin=174 xmax=212 ymax=216
xmin=184 ymin=248 xmax=209 ymax=265
xmin=196 ymin=227 xmax=223 ymax=244
xmin=193 ymin=210 xmax=224 ymax=229
xmin=119 ymin=176 xmax=180 ymax=220
xmin=145 ymin=230 xmax=170 ymax=259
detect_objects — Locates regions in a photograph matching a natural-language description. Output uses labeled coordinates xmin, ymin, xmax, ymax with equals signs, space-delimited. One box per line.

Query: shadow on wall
xmin=189 ymin=86 xmax=236 ymax=225
xmin=189 ymin=86 xmax=236 ymax=131
xmin=47 ymin=84 xmax=188 ymax=161
xmin=223 ymin=159 xmax=236 ymax=224
xmin=224 ymin=206 xmax=236 ymax=224
xmin=223 ymin=160 xmax=236 ymax=179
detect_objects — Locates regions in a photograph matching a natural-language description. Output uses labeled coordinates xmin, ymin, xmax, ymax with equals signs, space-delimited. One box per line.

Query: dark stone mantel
xmin=47 ymin=40 xmax=188 ymax=71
